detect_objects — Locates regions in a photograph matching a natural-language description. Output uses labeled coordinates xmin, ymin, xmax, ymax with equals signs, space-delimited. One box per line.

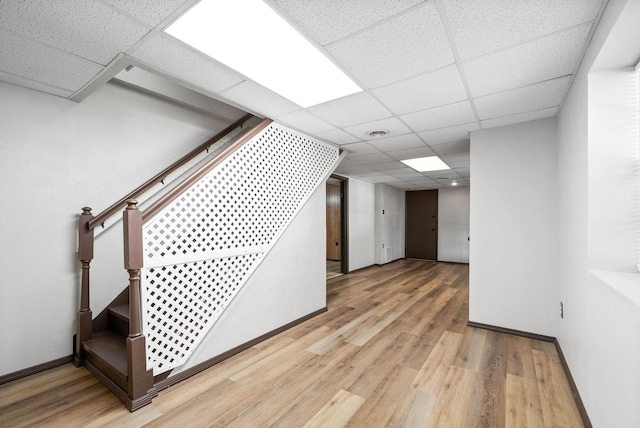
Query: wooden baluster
xmin=123 ymin=200 xmax=148 ymax=401
xmin=74 ymin=207 xmax=94 ymax=367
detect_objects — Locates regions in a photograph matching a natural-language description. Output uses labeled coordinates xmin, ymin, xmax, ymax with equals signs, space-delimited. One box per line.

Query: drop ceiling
xmin=0 ymin=0 xmax=606 ymax=190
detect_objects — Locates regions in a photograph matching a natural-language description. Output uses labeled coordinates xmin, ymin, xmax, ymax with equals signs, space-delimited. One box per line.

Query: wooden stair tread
xmin=84 ymin=331 xmax=128 ymax=389
xmin=108 ymin=303 xmax=130 ymax=321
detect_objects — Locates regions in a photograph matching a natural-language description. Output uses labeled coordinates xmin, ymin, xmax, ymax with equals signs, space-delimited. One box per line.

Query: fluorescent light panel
xmin=401 ymin=156 xmax=450 ymax=172
xmin=165 ymin=0 xmax=362 ymax=107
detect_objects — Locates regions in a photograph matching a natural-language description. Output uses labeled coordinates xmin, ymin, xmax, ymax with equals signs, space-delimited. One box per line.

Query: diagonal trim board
xmin=140 ymin=122 xmax=342 ymax=375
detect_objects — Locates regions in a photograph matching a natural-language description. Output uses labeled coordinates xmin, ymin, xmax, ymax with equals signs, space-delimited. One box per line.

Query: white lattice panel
xmin=141 ymin=122 xmax=339 ymax=374
xmin=142 ymin=253 xmax=261 ymax=372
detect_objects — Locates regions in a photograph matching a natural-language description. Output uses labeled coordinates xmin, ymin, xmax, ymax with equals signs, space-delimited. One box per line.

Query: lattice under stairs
xmin=74 ymin=118 xmax=341 ymax=411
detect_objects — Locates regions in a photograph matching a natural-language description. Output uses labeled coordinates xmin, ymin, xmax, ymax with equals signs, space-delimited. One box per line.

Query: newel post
xmin=74 ymin=207 xmax=94 ymax=367
xmin=123 ymin=200 xmax=148 ymax=400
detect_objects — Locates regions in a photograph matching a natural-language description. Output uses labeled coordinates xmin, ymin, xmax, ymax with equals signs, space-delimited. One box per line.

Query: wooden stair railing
xmin=73 ymin=113 xmax=258 ymax=411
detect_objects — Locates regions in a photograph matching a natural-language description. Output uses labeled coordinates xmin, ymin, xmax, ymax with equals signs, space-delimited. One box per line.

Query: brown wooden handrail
xmin=87 ymin=113 xmax=254 ymax=230
xmin=142 ymin=118 xmax=273 ymax=222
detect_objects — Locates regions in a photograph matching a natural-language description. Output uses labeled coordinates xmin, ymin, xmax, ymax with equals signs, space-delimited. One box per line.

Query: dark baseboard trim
xmin=154 ymin=307 xmax=328 ymax=391
xmin=467 ymin=321 xmax=555 ymax=342
xmin=468 ymin=321 xmax=592 ymax=428
xmin=0 ymin=354 xmax=73 ymax=385
xmin=554 ymin=340 xmax=592 ymax=428
xmin=347 ymin=264 xmax=376 ymax=274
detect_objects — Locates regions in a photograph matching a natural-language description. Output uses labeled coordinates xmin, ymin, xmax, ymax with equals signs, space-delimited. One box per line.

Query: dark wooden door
xmin=326 ymin=183 xmax=341 ymax=260
xmin=406 ymin=190 xmax=438 ymax=260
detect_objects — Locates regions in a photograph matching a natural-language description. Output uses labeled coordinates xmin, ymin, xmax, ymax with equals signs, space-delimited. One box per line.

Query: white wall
xmin=374 ymin=183 xmax=405 ymax=264
xmin=469 ymin=118 xmax=558 ymax=336
xmin=556 ymin=0 xmax=640 ymax=425
xmin=438 ymin=186 xmax=470 ymax=263
xmin=347 ymin=177 xmax=376 ymax=271
xmin=171 ymin=184 xmax=326 ymax=375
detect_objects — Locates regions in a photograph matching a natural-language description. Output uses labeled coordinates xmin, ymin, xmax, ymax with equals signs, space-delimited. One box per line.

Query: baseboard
xmin=554 ymin=340 xmax=592 ymax=428
xmin=0 ymin=354 xmax=73 ymax=385
xmin=468 ymin=321 xmax=592 ymax=427
xmin=346 ymin=264 xmax=376 ymax=274
xmin=467 ymin=321 xmax=555 ymax=342
xmin=154 ymin=307 xmax=328 ymax=391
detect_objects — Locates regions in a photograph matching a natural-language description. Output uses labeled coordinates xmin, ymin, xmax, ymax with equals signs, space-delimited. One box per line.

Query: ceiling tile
xmin=308 ymin=92 xmax=391 ymax=127
xmin=0 ymin=0 xmax=149 ymax=65
xmin=0 ymin=71 xmax=73 ymax=98
xmin=390 ymin=171 xmax=428 ymax=180
xmin=386 ymin=146 xmax=437 ymax=160
xmin=327 ymin=3 xmax=454 ymax=88
xmin=372 ymin=64 xmax=467 ymax=114
xmin=474 ymin=76 xmax=570 ymax=120
xmin=462 ymin=24 xmax=591 ymax=97
xmin=400 ymin=101 xmax=476 ymax=132
xmin=441 ymin=0 xmax=603 ymax=60
xmin=430 ymin=140 xmax=470 ymax=155
xmin=367 ymin=133 xmax=426 ymax=152
xmin=344 ymin=117 xmax=411 ymax=140
xmin=357 ymin=171 xmax=390 ymax=178
xmin=443 ymin=160 xmax=469 ymax=169
xmin=418 ymin=122 xmax=478 ymax=145
xmin=348 ymin=153 xmax=395 ymax=165
xmin=334 ymin=163 xmax=376 ymax=174
xmin=375 ymin=175 xmax=407 ymax=184
xmin=317 ymin=128 xmax=362 ymax=145
xmin=102 ymin=0 xmax=189 ymax=27
xmin=371 ymin=163 xmax=409 ymax=171
xmin=340 ymin=142 xmax=379 ymax=155
xmin=133 ymin=33 xmax=244 ymax=93
xmin=276 ymin=109 xmax=335 ymax=134
xmin=407 ymin=176 xmax=438 ymax=185
xmin=481 ymin=107 xmax=558 ymax=129
xmin=454 ymin=167 xmax=470 ymax=176
xmin=219 ymin=80 xmax=299 ymax=117
xmin=422 ymin=170 xmax=460 ymax=179
xmin=268 ymin=0 xmax=423 ymax=46
xmin=0 ymin=29 xmax=103 ymax=91
xmin=440 ymin=152 xmax=469 ymax=163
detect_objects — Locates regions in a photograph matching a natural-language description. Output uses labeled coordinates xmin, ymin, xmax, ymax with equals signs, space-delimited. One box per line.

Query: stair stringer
xmin=140 ymin=122 xmax=341 ymax=375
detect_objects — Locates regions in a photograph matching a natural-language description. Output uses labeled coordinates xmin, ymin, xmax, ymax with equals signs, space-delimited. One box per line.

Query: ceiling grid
xmin=0 ymin=0 xmax=608 ymax=189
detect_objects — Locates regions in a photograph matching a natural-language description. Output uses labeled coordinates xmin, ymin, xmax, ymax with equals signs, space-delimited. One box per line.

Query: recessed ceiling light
xmin=165 ymin=0 xmax=362 ymax=108
xmin=401 ymin=156 xmax=450 ymax=172
xmin=367 ymin=129 xmax=389 ymax=137
xmin=452 ymin=181 xmax=458 ymax=186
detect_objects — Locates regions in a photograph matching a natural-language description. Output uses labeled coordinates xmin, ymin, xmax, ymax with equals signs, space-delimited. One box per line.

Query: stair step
xmin=108 ymin=304 xmax=130 ymax=337
xmin=83 ymin=331 xmax=127 ymax=391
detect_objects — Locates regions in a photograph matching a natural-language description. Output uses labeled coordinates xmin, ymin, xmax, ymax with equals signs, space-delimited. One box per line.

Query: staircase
xmin=72 ymin=115 xmax=341 ymax=411
xmin=72 ymin=115 xmax=258 ymax=411
xmin=80 ymin=291 xmax=156 ymax=410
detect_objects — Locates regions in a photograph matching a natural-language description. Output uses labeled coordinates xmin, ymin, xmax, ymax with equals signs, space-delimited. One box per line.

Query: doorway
xmin=326 ymin=175 xmax=348 ymax=279
xmin=405 ymin=189 xmax=438 ymax=260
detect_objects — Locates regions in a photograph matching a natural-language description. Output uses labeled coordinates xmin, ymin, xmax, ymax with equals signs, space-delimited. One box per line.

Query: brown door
xmin=405 ymin=190 xmax=438 ymax=260
xmin=326 ymin=182 xmax=341 ymax=260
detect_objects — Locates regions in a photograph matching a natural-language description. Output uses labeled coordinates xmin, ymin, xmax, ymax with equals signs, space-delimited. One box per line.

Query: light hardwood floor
xmin=0 ymin=260 xmax=583 ymax=427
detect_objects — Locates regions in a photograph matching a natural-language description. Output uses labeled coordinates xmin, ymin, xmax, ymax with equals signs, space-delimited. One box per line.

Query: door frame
xmin=329 ymin=174 xmax=349 ymax=274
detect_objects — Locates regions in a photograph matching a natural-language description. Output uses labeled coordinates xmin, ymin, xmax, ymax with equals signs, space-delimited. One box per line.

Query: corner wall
xmin=347 ymin=177 xmax=376 ymax=271
xmin=469 ymin=118 xmax=558 ymax=336
xmin=438 ymin=186 xmax=470 ymax=263
xmin=374 ymin=183 xmax=405 ymax=264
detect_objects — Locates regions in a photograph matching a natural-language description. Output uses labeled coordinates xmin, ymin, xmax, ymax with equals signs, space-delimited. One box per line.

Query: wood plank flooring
xmin=0 ymin=260 xmax=583 ymax=427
